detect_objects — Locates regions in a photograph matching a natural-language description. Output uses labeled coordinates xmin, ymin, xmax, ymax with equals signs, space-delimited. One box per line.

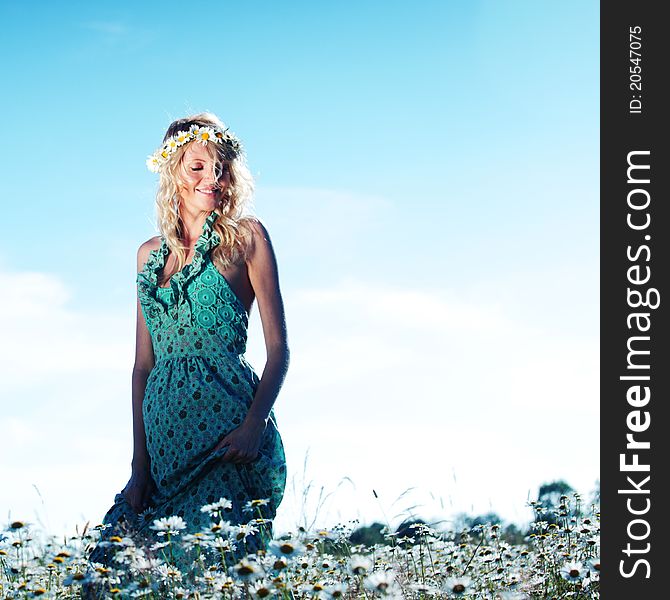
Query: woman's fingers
xmin=222 ymin=446 xmax=252 ymax=463
xmin=223 ymin=446 xmax=239 ymax=462
xmin=217 ymin=434 xmax=259 ymax=463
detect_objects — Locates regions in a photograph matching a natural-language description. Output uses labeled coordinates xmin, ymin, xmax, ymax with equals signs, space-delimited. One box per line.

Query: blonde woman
xmin=87 ymin=113 xmax=288 ymax=573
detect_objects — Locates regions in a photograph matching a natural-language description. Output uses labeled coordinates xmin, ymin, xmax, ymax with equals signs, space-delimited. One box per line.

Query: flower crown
xmin=146 ymin=123 xmax=242 ymax=173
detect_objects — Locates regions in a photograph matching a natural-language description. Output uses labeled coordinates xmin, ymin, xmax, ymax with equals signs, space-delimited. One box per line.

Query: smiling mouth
xmin=196 ymin=188 xmax=218 ymax=195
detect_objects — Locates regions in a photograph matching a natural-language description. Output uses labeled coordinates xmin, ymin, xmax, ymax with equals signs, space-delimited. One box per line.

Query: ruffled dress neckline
xmin=137 ymin=210 xmax=222 ymax=323
xmin=156 ymin=210 xmax=222 ymax=290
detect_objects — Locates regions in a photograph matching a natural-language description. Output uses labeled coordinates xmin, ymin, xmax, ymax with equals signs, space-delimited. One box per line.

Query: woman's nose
xmin=198 ymin=176 xmax=217 ymax=188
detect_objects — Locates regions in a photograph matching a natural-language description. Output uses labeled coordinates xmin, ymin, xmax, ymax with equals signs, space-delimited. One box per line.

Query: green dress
xmin=87 ymin=210 xmax=287 ymax=571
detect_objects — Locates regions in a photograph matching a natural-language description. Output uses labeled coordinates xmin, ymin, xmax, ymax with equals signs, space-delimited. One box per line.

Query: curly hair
xmin=153 ymin=112 xmax=257 ymax=280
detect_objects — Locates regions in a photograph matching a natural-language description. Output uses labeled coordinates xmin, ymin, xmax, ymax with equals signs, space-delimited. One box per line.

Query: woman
xmin=87 ymin=113 xmax=288 ymax=574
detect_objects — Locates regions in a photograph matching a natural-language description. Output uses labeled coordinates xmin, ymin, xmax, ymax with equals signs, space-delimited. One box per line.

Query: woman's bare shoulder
xmin=240 ymin=216 xmax=271 ymax=242
xmin=137 ymin=235 xmax=162 ymax=271
xmin=237 ymin=216 xmax=269 ymax=258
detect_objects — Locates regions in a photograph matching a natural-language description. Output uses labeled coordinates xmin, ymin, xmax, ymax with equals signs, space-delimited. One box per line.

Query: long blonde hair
xmin=154 ymin=112 xmax=257 ymax=279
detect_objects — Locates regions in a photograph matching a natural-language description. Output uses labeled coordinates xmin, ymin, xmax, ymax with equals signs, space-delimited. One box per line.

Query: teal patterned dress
xmin=87 ymin=210 xmax=287 ymax=571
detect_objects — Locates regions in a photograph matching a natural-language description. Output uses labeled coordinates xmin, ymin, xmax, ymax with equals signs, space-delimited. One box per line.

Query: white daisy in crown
xmin=196 ymin=127 xmax=216 ymax=143
xmin=146 ymin=121 xmax=243 ymax=173
xmin=174 ymin=131 xmax=191 ymax=145
xmin=146 ymin=155 xmax=161 ymax=172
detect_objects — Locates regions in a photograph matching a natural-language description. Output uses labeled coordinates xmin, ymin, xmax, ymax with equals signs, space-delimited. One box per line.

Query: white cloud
xmin=0 ymin=269 xmax=132 ymax=390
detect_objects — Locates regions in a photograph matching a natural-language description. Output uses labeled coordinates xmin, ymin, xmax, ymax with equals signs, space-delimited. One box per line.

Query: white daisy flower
xmin=364 ymin=570 xmax=400 ymax=594
xmin=348 ymin=554 xmax=373 ymax=575
xmin=243 ymin=498 xmax=270 ymax=513
xmin=269 ymin=556 xmax=288 ymax=570
xmin=182 ymin=532 xmax=211 ymax=548
xmin=268 ymin=538 xmax=305 ymax=559
xmin=164 ymin=137 xmax=179 ymax=151
xmin=150 ymin=515 xmax=187 ymax=536
xmin=200 ymin=497 xmax=233 ymax=516
xmin=146 ymin=155 xmax=161 ymax=172
xmin=149 ymin=541 xmax=170 ymax=551
xmin=442 ymin=576 xmax=471 ymax=596
xmin=299 ymin=580 xmax=327 ymax=595
xmin=560 ymin=560 xmax=587 ymax=583
xmin=208 ymin=574 xmax=238 ymax=592
xmin=207 ymin=537 xmax=235 ymax=552
xmin=134 ymin=556 xmax=165 ymax=571
xmin=234 ymin=522 xmax=259 ymax=541
xmin=323 ymin=582 xmax=348 ymax=598
xmin=229 ymin=557 xmax=263 ymax=580
xmin=112 ymin=545 xmax=144 ymax=565
xmin=314 ymin=528 xmax=335 ymax=540
xmin=208 ymin=519 xmax=236 ymax=537
xmin=196 ymin=126 xmax=215 ymax=143
xmin=156 ymin=564 xmax=183 ymax=582
xmin=174 ymin=131 xmax=191 ymax=145
xmin=249 ymin=579 xmax=276 ymax=598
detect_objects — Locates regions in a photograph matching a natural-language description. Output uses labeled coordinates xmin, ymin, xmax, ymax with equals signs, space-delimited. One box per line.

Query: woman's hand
xmin=121 ymin=466 xmax=157 ymax=514
xmin=214 ymin=417 xmax=267 ymax=464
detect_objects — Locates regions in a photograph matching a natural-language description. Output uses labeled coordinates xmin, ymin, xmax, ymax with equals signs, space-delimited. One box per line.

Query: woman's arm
xmin=243 ymin=218 xmax=290 ymax=427
xmin=216 ymin=219 xmax=289 ymax=464
xmin=131 ymin=240 xmax=157 ymax=472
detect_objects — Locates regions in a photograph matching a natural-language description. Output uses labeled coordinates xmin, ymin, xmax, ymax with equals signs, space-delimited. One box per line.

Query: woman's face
xmin=177 ymin=141 xmax=231 ymax=212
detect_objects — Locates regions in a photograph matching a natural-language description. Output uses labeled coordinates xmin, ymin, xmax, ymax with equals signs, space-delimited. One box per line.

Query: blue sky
xmin=1 ymin=1 xmax=599 ymax=536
